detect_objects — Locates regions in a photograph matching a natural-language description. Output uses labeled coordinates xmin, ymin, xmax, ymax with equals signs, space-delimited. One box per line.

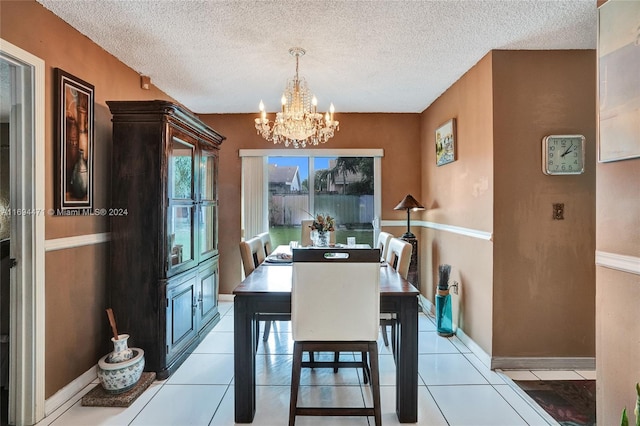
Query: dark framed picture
xmin=435 ymin=118 xmax=456 ymax=166
xmin=597 ymin=0 xmax=640 ymax=162
xmin=54 ymin=68 xmax=94 ymax=213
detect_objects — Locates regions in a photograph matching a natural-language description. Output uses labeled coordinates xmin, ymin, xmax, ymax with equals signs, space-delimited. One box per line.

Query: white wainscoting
xmin=596 ymin=250 xmax=640 ymax=276
xmin=380 ymin=220 xmax=493 ymax=241
xmin=44 ymin=232 xmax=111 ymax=252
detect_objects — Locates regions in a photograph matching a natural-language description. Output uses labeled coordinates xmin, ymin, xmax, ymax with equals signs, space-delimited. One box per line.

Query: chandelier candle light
xmin=255 ymin=47 xmax=339 ymax=148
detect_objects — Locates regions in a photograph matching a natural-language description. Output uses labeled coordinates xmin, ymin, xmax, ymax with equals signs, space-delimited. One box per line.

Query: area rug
xmin=515 ymin=380 xmax=596 ymax=426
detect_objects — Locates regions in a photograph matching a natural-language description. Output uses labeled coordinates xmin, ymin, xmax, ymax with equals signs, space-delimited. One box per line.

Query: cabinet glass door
xmin=169 ymin=137 xmax=195 ymax=199
xmin=199 ymin=204 xmax=217 ymax=259
xmin=199 ymin=149 xmax=218 ymax=259
xmin=200 ymin=150 xmax=217 ymax=202
xmin=169 ymin=205 xmax=195 ymax=271
xmin=168 ymin=136 xmax=196 ymax=274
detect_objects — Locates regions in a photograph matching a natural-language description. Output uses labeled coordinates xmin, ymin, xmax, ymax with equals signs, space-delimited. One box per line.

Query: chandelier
xmin=255 ymin=47 xmax=339 ymax=148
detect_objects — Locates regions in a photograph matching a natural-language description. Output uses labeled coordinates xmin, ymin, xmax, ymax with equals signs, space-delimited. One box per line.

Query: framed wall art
xmin=435 ymin=118 xmax=456 ymax=166
xmin=597 ymin=0 xmax=640 ymax=162
xmin=54 ymin=68 xmax=94 ymax=213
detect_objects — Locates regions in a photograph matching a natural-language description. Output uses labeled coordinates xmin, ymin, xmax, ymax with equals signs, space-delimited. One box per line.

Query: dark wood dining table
xmin=233 ymin=251 xmax=420 ymax=423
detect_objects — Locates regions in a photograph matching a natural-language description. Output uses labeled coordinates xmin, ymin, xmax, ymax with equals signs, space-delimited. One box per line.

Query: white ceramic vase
xmin=97 ymin=347 xmax=145 ymax=394
xmin=108 ymin=334 xmax=133 ymax=363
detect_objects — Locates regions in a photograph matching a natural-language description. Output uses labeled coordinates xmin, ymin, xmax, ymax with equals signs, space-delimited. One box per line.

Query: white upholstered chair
xmin=239 ymin=236 xmax=265 ymax=277
xmin=289 ymin=248 xmax=382 ymax=426
xmin=257 ymin=231 xmax=273 ymax=257
xmin=376 ymin=231 xmax=393 ymax=260
xmin=381 ymin=237 xmax=412 ymax=351
xmin=301 ymin=219 xmax=336 ymax=246
xmin=385 ymin=237 xmax=412 ymax=279
xmin=300 ymin=220 xmax=314 ymax=247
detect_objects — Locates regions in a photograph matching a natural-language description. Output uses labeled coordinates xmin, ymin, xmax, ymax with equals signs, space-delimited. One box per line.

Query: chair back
xmin=292 ymin=248 xmax=380 ymax=342
xmin=300 ymin=220 xmax=314 ymax=247
xmin=376 ymin=231 xmax=393 ymax=260
xmin=385 ymin=237 xmax=412 ymax=279
xmin=301 ymin=219 xmax=337 ymax=246
xmin=239 ymin=236 xmax=266 ymax=276
xmin=256 ymin=231 xmax=273 ymax=256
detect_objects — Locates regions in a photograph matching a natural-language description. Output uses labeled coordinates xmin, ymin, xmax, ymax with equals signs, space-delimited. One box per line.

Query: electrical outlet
xmin=553 ymin=203 xmax=564 ymax=220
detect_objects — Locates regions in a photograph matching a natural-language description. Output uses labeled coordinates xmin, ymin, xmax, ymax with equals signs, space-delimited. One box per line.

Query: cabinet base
xmin=153 ymin=311 xmax=222 ymax=381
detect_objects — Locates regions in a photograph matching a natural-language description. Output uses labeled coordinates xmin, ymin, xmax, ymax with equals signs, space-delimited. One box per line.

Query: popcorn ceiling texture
xmin=36 ymin=0 xmax=596 ymax=114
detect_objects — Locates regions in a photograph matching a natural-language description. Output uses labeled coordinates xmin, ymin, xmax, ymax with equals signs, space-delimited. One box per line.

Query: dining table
xmin=233 ymin=245 xmax=420 ymax=423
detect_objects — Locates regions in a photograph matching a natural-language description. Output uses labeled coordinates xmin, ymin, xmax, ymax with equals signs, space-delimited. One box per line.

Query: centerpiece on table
xmin=310 ymin=213 xmax=335 ymax=247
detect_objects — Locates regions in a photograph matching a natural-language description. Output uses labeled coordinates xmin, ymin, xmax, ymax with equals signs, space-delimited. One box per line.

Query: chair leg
xmin=368 ymin=342 xmax=382 ymax=426
xmin=361 ymin=351 xmax=370 ymax=385
xmin=262 ymin=320 xmax=272 ymax=341
xmin=381 ymin=324 xmax=390 ymax=347
xmin=289 ymin=342 xmax=303 ymax=426
xmin=333 ymin=352 xmax=339 ymax=373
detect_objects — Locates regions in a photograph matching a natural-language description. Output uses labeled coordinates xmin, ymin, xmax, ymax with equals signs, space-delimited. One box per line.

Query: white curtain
xmin=241 ymin=156 xmax=268 ymax=240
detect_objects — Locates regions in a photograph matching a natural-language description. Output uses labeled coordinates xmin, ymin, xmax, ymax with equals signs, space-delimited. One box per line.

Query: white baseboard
xmin=491 ymin=356 xmax=596 ymax=370
xmin=420 ymin=295 xmax=592 ymax=371
xmin=455 ymin=327 xmax=493 ymax=369
xmin=218 ymin=294 xmax=235 ymax=302
xmin=45 ymin=365 xmax=96 ymax=416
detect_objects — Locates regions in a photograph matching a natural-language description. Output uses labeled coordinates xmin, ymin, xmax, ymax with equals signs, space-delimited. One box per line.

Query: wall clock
xmin=542 ymin=135 xmax=585 ymax=175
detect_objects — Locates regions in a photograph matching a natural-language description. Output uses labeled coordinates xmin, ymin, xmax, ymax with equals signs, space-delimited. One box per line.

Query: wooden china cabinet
xmin=107 ymin=100 xmax=225 ymax=379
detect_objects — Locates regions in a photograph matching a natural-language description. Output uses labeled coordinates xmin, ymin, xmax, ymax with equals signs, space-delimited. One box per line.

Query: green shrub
xmin=621 ymin=383 xmax=640 ymax=426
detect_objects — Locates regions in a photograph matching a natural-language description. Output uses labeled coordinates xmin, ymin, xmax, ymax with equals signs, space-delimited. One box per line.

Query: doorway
xmin=0 ymin=39 xmax=46 ymax=425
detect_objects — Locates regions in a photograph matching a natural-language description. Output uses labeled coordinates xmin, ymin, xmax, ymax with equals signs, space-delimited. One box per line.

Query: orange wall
xmin=420 ymin=50 xmax=597 ymax=360
xmin=419 ymin=53 xmax=495 ymax=354
xmin=1 ymin=0 xmax=175 ymax=397
xmin=197 ymin=113 xmax=422 ymax=294
xmin=492 ymin=50 xmax=596 ymax=358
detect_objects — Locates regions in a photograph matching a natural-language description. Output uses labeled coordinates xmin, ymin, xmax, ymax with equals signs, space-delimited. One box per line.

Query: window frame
xmin=240 ymin=149 xmax=383 ymax=242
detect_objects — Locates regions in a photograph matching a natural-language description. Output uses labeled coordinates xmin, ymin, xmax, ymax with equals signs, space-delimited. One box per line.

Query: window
xmin=240 ymin=149 xmax=383 ymax=248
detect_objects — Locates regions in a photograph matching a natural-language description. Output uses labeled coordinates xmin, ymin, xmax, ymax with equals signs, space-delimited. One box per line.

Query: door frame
xmin=0 ymin=38 xmax=46 ymax=425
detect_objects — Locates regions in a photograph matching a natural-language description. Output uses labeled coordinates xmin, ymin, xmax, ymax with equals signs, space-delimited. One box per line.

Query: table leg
xmin=396 ymin=296 xmax=418 ymax=422
xmin=234 ymin=296 xmax=256 ymax=423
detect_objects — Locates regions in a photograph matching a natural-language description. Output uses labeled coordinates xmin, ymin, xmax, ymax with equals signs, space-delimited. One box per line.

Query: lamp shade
xmin=394 ymin=194 xmax=424 ymax=211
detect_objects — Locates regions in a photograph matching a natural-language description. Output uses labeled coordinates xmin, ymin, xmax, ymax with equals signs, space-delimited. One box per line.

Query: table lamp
xmin=394 ymin=194 xmax=424 ymax=238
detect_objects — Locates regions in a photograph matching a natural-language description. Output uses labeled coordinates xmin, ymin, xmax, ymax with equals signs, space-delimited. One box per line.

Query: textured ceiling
xmin=35 ymin=0 xmax=597 ymax=114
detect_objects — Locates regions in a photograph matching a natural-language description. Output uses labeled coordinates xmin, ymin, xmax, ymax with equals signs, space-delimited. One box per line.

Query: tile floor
xmin=37 ymin=300 xmax=594 ymax=425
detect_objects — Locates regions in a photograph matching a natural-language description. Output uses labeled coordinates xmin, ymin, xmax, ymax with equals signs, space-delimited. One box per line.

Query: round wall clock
xmin=542 ymin=135 xmax=585 ymax=175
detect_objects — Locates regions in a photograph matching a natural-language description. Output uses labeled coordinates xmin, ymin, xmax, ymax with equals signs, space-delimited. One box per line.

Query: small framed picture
xmin=435 ymin=118 xmax=456 ymax=166
xmin=54 ymin=68 xmax=94 ymax=213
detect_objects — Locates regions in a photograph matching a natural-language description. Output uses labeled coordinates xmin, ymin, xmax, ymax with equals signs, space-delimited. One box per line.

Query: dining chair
xmin=376 ymin=231 xmax=393 ymax=260
xmin=239 ymin=236 xmax=286 ymax=344
xmin=239 ymin=236 xmax=265 ymax=277
xmin=289 ymin=248 xmax=382 ymax=426
xmin=301 ymin=219 xmax=337 ymax=246
xmin=257 ymin=231 xmax=273 ymax=257
xmin=381 ymin=237 xmax=412 ymax=351
xmin=300 ymin=219 xmax=314 ymax=246
xmin=376 ymin=231 xmax=394 ymax=345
